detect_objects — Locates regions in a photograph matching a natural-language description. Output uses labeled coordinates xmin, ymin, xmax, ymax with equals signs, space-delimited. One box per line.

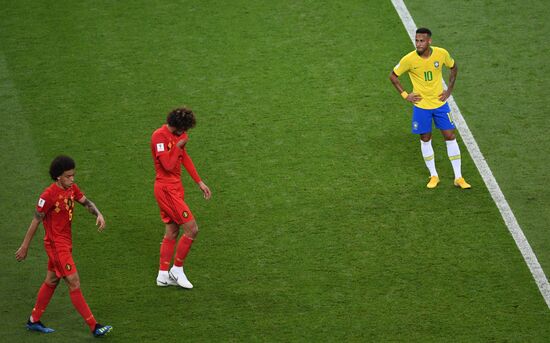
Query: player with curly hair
xmin=151 ymin=107 xmax=211 ymax=289
xmin=15 ymin=155 xmax=112 ymax=337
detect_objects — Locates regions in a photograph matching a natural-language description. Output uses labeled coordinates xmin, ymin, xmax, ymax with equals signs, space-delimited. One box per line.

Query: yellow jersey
xmin=393 ymin=46 xmax=455 ymax=109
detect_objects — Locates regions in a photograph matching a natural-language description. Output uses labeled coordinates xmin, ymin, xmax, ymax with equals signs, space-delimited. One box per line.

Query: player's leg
xmin=170 ymin=218 xmax=197 ymax=289
xmin=154 ymin=183 xmax=181 ymax=286
xmin=176 ymin=219 xmax=198 ymax=265
xmin=434 ymin=105 xmax=471 ymax=189
xmin=157 ymin=222 xmax=179 ymax=286
xmin=65 ymin=271 xmax=95 ymax=330
xmin=64 ymin=272 xmax=112 ymax=336
xmin=26 ymin=269 xmax=59 ymax=333
xmin=413 ymin=106 xmax=439 ymax=188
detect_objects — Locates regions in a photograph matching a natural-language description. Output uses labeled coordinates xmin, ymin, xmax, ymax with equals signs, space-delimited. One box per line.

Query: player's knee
xmin=164 ymin=223 xmax=180 ymax=240
xmin=65 ymin=275 xmax=81 ymax=291
xmin=420 ymin=134 xmax=432 ymax=142
xmin=68 ymin=280 xmax=81 ymax=291
xmin=185 ymin=221 xmax=199 ymax=239
xmin=164 ymin=231 xmax=178 ymax=240
xmin=45 ymin=279 xmax=60 ymax=287
xmin=444 ymin=133 xmax=456 ymax=140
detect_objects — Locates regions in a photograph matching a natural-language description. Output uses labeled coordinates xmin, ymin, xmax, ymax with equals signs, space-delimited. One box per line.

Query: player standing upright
xmin=15 ymin=155 xmax=112 ymax=337
xmin=390 ymin=27 xmax=471 ymax=189
xmin=151 ymin=107 xmax=211 ymax=289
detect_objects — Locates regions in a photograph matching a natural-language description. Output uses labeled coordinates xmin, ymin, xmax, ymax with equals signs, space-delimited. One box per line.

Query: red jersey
xmin=36 ymin=183 xmax=84 ymax=248
xmin=151 ymin=124 xmax=201 ymax=185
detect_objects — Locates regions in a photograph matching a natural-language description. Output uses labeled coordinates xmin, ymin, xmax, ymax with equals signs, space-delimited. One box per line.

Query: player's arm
xmin=181 ymin=149 xmax=212 ymax=200
xmin=77 ymin=195 xmax=106 ymax=231
xmin=389 ymin=71 xmax=422 ymax=104
xmin=439 ymin=63 xmax=458 ymax=101
xmin=153 ymin=133 xmax=185 ymax=172
xmin=15 ymin=211 xmax=45 ymax=261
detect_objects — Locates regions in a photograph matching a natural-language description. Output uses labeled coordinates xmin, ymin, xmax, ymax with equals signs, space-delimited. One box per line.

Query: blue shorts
xmin=411 ymin=103 xmax=455 ymax=134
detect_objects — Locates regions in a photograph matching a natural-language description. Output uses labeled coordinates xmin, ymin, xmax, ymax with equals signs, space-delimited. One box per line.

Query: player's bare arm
xmin=439 ymin=63 xmax=458 ymax=101
xmin=389 ymin=71 xmax=422 ymax=104
xmin=15 ymin=211 xmax=45 ymax=261
xmin=78 ymin=196 xmax=106 ymax=231
xmin=198 ymin=181 xmax=212 ymax=200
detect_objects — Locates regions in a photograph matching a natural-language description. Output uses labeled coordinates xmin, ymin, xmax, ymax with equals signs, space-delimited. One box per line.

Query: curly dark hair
xmin=166 ymin=107 xmax=196 ymax=132
xmin=49 ymin=155 xmax=75 ymax=180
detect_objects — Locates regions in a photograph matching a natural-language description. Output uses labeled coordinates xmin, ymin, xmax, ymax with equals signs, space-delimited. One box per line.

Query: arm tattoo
xmin=34 ymin=210 xmax=45 ymax=221
xmin=82 ymin=198 xmax=100 ymax=217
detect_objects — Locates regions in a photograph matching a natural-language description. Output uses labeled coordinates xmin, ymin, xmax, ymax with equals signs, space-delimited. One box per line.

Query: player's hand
xmin=96 ymin=213 xmax=106 ymax=232
xmin=439 ymin=90 xmax=452 ymax=101
xmin=198 ymin=181 xmax=211 ymax=200
xmin=176 ymin=137 xmax=189 ymax=149
xmin=15 ymin=245 xmax=28 ymax=261
xmin=406 ymin=92 xmax=422 ymax=103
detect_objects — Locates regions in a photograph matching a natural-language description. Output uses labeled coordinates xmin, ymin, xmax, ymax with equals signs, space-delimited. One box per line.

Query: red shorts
xmin=154 ymin=182 xmax=194 ymax=225
xmin=45 ymin=242 xmax=77 ymax=278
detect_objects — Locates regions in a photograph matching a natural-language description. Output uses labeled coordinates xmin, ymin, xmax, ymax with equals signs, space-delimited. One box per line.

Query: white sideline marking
xmin=391 ymin=0 xmax=550 ymax=309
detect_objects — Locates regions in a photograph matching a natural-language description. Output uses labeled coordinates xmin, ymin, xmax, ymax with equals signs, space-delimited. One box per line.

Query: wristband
xmin=400 ymin=91 xmax=408 ymax=99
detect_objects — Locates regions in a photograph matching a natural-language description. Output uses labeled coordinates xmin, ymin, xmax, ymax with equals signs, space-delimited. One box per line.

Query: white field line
xmin=391 ymin=0 xmax=550 ymax=309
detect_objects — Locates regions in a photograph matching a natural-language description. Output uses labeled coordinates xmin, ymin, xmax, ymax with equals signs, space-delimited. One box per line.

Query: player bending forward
xmin=15 ymin=155 xmax=112 ymax=337
xmin=390 ymin=27 xmax=471 ymax=189
xmin=151 ymin=107 xmax=211 ymax=289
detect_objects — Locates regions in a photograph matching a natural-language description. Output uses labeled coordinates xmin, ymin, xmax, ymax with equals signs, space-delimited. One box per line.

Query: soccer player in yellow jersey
xmin=390 ymin=27 xmax=471 ymax=189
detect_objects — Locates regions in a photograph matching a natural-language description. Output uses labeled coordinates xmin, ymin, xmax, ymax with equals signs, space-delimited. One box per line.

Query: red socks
xmin=159 ymin=237 xmax=177 ymax=271
xmin=69 ymin=288 xmax=97 ymax=331
xmin=30 ymin=282 xmax=57 ymax=322
xmin=31 ymin=282 xmax=98 ymax=332
xmin=174 ymin=235 xmax=194 ymax=267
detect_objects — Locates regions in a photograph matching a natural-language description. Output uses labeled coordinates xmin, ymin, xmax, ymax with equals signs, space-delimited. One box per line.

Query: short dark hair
xmin=49 ymin=155 xmax=75 ymax=180
xmin=166 ymin=107 xmax=196 ymax=132
xmin=416 ymin=27 xmax=432 ymax=37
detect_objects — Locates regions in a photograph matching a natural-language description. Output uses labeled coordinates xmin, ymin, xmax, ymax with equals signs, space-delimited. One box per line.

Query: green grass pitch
xmin=1 ymin=1 xmax=550 ymax=341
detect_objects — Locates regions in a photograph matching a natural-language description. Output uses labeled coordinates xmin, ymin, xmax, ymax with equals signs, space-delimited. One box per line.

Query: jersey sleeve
xmin=72 ymin=184 xmax=84 ymax=202
xmin=442 ymin=48 xmax=455 ymax=68
xmin=151 ymin=130 xmax=181 ymax=172
xmin=393 ymin=55 xmax=410 ymax=76
xmin=36 ymin=189 xmax=54 ymax=214
xmin=151 ymin=131 xmax=168 ymax=158
xmin=181 ymin=148 xmax=201 ymax=183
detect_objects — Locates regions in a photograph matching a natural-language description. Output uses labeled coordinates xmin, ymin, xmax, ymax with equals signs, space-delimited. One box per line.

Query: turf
xmin=406 ymin=0 xmax=550 ymax=277
xmin=1 ymin=1 xmax=550 ymax=342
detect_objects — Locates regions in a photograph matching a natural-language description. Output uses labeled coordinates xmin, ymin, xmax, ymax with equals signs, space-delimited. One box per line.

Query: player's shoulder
xmin=151 ymin=125 xmax=164 ymax=136
xmin=402 ymin=50 xmax=418 ymax=61
xmin=151 ymin=125 xmax=169 ymax=140
xmin=38 ymin=183 xmax=58 ymax=204
xmin=432 ymin=46 xmax=451 ymax=56
xmin=70 ymin=183 xmax=81 ymax=192
xmin=41 ymin=182 xmax=56 ymax=196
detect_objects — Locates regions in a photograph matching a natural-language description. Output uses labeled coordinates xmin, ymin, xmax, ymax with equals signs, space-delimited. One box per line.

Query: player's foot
xmin=92 ymin=323 xmax=112 ymax=337
xmin=169 ymin=266 xmax=193 ymax=289
xmin=454 ymin=177 xmax=471 ymax=189
xmin=26 ymin=320 xmax=55 ymax=333
xmin=426 ymin=176 xmax=440 ymax=189
xmin=156 ymin=271 xmax=177 ymax=287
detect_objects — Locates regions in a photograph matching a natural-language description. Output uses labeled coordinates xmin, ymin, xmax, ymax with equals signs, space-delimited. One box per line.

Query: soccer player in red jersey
xmin=15 ymin=155 xmax=112 ymax=337
xmin=151 ymin=107 xmax=211 ymax=289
